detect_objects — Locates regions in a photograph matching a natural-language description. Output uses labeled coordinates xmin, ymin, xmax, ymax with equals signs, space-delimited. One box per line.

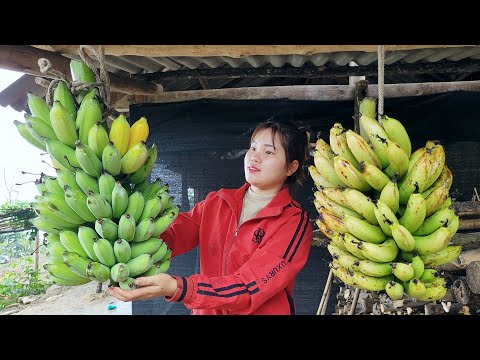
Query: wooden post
xmin=316 ymin=269 xmax=334 ymax=315
xmin=353 ymin=80 xmax=369 ymax=134
xmin=33 ymin=231 xmax=39 ymax=270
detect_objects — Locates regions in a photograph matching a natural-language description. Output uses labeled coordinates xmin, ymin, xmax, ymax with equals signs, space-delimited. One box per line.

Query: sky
xmin=0 ymin=69 xmax=53 ymax=204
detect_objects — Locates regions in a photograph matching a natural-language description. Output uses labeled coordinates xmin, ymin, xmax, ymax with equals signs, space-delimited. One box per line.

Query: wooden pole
xmin=317 ymin=269 xmax=334 ymax=315
xmin=348 ymin=288 xmax=362 ymax=315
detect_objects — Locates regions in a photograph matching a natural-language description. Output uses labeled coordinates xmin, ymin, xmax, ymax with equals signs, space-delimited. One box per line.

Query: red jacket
xmin=162 ymin=182 xmax=312 ymax=315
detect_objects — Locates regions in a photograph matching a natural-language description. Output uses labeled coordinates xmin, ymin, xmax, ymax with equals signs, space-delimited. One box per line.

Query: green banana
xmin=78 ymin=94 xmax=103 ymax=145
xmin=308 ymin=165 xmax=335 ymax=188
xmin=75 ymin=141 xmax=103 ymax=178
xmin=119 ymin=277 xmax=137 ymax=290
xmin=44 ymin=262 xmax=89 ymax=282
xmin=344 ymin=214 xmax=387 ymax=244
xmin=86 ymin=262 xmax=111 ymax=282
xmin=424 ymin=143 xmax=446 ymax=190
xmin=47 ymin=242 xmax=67 ymax=262
xmin=32 ymin=203 xmax=79 ymax=228
xmin=70 ymin=60 xmax=96 ymax=84
xmin=77 ymin=226 xmax=100 ymax=262
xmin=130 ymin=238 xmax=163 ymax=259
xmin=159 ymin=248 xmax=172 ymax=263
xmin=151 ymin=242 xmax=169 ymax=263
xmin=425 ymin=182 xmax=451 ymax=217
xmin=49 ymin=274 xmax=91 ymax=286
xmin=345 ymin=129 xmax=382 ymax=169
xmin=27 ymin=92 xmax=51 ymax=125
xmin=30 ymin=216 xmax=69 ymax=234
xmin=86 ymin=190 xmax=112 ymax=219
xmin=125 ymin=191 xmax=145 ymax=224
xmin=35 ymin=179 xmax=47 ymax=195
xmin=391 ymin=262 xmax=415 ymax=282
xmin=64 ymin=185 xmax=97 ymax=222
xmin=327 ymin=243 xmax=360 ymax=271
xmin=63 ymin=250 xmax=90 ymax=278
xmin=359 ymin=115 xmax=390 ymax=169
xmin=45 ymin=139 xmax=80 ymax=172
xmin=399 ymin=192 xmax=426 ymax=233
xmin=321 ymin=187 xmax=354 ymax=210
xmin=53 ymin=80 xmax=76 ymax=120
xmin=374 ymin=200 xmax=399 ymax=237
xmin=333 ymin=156 xmax=371 ymax=192
xmin=398 ymin=151 xmax=432 ymax=205
xmin=102 ymin=142 xmax=122 ymax=176
xmin=75 ymin=168 xmax=100 ymax=195
xmin=385 ymin=281 xmax=404 ymax=300
xmin=315 ymin=138 xmax=333 ymax=162
xmin=314 ymin=191 xmax=361 ymax=219
xmin=56 ymin=169 xmax=81 ymax=192
xmin=50 ymin=100 xmax=78 ymax=148
xmin=408 ymin=146 xmax=426 ymax=173
xmin=356 ymin=259 xmax=392 ymax=277
xmin=158 ymin=259 xmax=171 ymax=273
xmin=114 ymin=239 xmax=132 ymax=263
xmin=88 ymin=122 xmax=109 ymax=159
xmin=329 ymin=123 xmax=359 ymax=168
xmin=358 ymin=238 xmax=399 ymax=263
xmin=141 ymin=263 xmax=162 ymax=276
xmin=342 ymin=233 xmax=368 ymax=259
xmin=98 ymin=171 xmax=116 ymax=204
xmin=118 ymin=213 xmax=136 ymax=242
xmin=112 ymin=181 xmax=129 ymax=219
xmin=110 ymin=263 xmax=130 ymax=283
xmin=419 ymin=268 xmax=441 ymax=283
xmin=59 ymin=230 xmax=88 ymax=258
xmin=343 ymin=189 xmax=378 ymax=225
xmin=126 ymin=253 xmax=154 ymax=277
xmin=93 ymin=238 xmax=116 ymax=267
xmin=13 ymin=120 xmax=46 ymax=151
xmin=391 ymin=222 xmax=415 ymax=252
xmin=95 ymin=218 xmax=118 ymax=242
xmin=46 ymin=233 xmax=61 ymax=244
xmin=330 ymin=262 xmax=393 ymax=291
xmin=313 ymin=152 xmax=346 ymax=187
xmin=359 ymin=161 xmax=390 ymax=192
xmin=381 ymin=137 xmax=409 ymax=178
xmin=404 ymin=278 xmax=427 ymax=299
xmin=411 ymin=254 xmax=425 ymax=279
xmin=379 ymin=179 xmax=399 ymax=214
xmin=420 ymin=245 xmax=462 ymax=267
xmin=127 ymin=143 xmax=158 ymax=184
xmin=25 ymin=115 xmax=58 ymax=141
xmin=413 ymin=226 xmax=451 ymax=255
xmin=133 ymin=217 xmax=155 ymax=243
xmin=380 ymin=115 xmax=412 ymax=158
xmin=415 ymin=282 xmax=447 ymax=301
xmin=413 ymin=207 xmax=457 ymax=236
xmin=40 ymin=192 xmax=85 ymax=224
xmin=121 ymin=141 xmax=149 ymax=174
xmin=141 ymin=179 xmax=165 ymax=202
xmin=152 ymin=206 xmax=179 ymax=237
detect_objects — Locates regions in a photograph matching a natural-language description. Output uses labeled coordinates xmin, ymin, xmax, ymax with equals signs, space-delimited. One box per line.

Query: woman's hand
xmin=107 ymin=273 xmax=178 ymax=302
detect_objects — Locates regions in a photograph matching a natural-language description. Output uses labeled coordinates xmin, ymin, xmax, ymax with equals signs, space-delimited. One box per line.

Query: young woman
xmin=108 ymin=118 xmax=313 ymax=315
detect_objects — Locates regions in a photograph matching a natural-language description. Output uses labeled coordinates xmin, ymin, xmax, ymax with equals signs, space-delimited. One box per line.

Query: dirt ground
xmin=0 ymin=281 xmax=132 ymax=315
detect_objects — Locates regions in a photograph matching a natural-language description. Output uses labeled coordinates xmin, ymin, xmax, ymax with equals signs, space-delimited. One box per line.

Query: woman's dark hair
xmin=250 ymin=115 xmax=311 ymax=186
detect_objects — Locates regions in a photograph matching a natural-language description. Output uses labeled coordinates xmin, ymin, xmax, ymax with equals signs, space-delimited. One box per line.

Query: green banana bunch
xmin=29 ymin=216 xmax=73 ymax=234
xmin=330 ymin=262 xmax=393 ymax=292
xmin=39 ymin=192 xmax=85 ymax=224
xmin=32 ymin=203 xmax=80 ymax=228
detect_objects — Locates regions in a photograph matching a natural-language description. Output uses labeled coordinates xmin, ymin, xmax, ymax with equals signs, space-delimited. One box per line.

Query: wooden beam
xmin=0 ymin=45 xmax=161 ymax=95
xmin=31 ymin=45 xmax=476 ymax=58
xmin=137 ymin=60 xmax=480 ymax=82
xmin=139 ymin=80 xmax=480 ymax=104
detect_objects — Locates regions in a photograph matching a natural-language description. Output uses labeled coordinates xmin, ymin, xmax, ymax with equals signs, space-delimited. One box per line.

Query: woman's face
xmin=244 ymin=128 xmax=297 ymax=194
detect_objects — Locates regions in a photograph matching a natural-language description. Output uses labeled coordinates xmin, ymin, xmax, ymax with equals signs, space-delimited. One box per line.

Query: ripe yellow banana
xmin=109 ymin=114 xmax=131 ymax=157
xmin=317 ymin=206 xmax=348 ymax=233
xmin=424 ymin=182 xmax=451 ymax=217
xmin=359 ymin=161 xmax=390 ymax=192
xmin=127 ymin=143 xmax=158 ymax=184
xmin=315 ymin=138 xmax=333 ymax=162
xmin=380 ymin=115 xmax=412 ymax=158
xmin=321 ymin=187 xmax=353 ymax=210
xmin=408 ymin=147 xmax=426 ymax=173
xmin=345 ymin=130 xmax=381 ymax=169
xmin=127 ymin=116 xmax=149 ymax=151
xmin=121 ymin=141 xmax=149 ymax=174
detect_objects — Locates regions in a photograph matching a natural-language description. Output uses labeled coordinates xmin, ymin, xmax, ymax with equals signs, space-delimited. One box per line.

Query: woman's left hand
xmin=107 ymin=273 xmax=178 ymax=302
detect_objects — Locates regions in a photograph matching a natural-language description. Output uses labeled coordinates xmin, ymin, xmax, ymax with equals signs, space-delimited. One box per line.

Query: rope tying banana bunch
xmin=310 ymin=97 xmax=460 ymax=302
xmin=16 ymin=58 xmax=178 ymax=290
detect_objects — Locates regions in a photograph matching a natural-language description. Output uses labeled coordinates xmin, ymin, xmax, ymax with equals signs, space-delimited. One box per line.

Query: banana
xmin=47 ymin=242 xmax=67 ymax=262
xmin=112 ymin=181 xmax=129 ymax=219
xmin=413 ymin=207 xmax=457 ymax=236
xmin=30 ymin=216 xmax=71 ymax=234
xmin=344 ymin=214 xmax=387 ymax=244
xmin=345 ymin=129 xmax=381 ymax=169
xmin=53 ymin=80 xmax=77 ymax=120
xmin=119 ymin=277 xmax=137 ymax=290
xmin=391 ymin=222 xmax=415 ymax=252
xmin=329 ymin=123 xmax=359 ymax=168
xmin=114 ymin=239 xmax=132 ymax=263
xmin=333 ymin=156 xmax=371 ymax=192
xmin=130 ymin=238 xmax=163 ymax=259
xmin=314 ymin=191 xmax=361 ymax=219
xmin=64 ymin=185 xmax=97 ymax=222
xmin=78 ymin=93 xmax=103 ymax=145
xmin=127 ymin=253 xmax=154 ymax=277
xmin=118 ymin=213 xmax=136 ymax=241
xmin=56 ymin=169 xmax=81 ymax=192
xmin=379 ymin=179 xmax=400 ymax=214
xmin=385 ymin=281 xmax=404 ymax=300
xmin=25 ymin=114 xmax=58 ymax=141
xmin=446 ymin=215 xmax=459 ymax=239
xmin=77 ymin=226 xmax=100 ymax=262
xmin=40 ymin=191 xmax=85 ymax=224
xmin=75 ymin=169 xmax=100 ymax=195
xmin=14 ymin=120 xmax=46 ymax=151
xmin=32 ymin=203 xmax=80 ymax=228
xmin=424 ymin=143 xmax=446 ymax=189
xmin=63 ymin=250 xmax=90 ymax=278
xmin=398 ymin=151 xmax=433 ymax=205
xmin=341 ymin=233 xmax=367 ymax=260
xmin=321 ymin=187 xmax=353 ymax=210
xmin=358 ymin=238 xmax=399 ymax=263
xmin=109 ymin=114 xmax=131 ymax=157
xmin=88 ymin=122 xmax=110 ymax=159
xmin=438 ymin=196 xmax=452 ymax=212
xmin=133 ymin=217 xmax=155 ymax=242
xmin=413 ymin=226 xmax=451 ymax=255
xmin=330 ymin=262 xmax=393 ymax=292
xmin=159 ymin=248 xmax=172 ymax=263
xmin=27 ymin=92 xmax=51 ymax=125
xmin=314 ymin=152 xmax=346 ymax=187
xmin=86 ymin=191 xmax=112 ymax=219
xmin=45 ymin=139 xmax=80 ymax=172
xmin=399 ymin=192 xmax=427 ymax=233
xmin=70 ymin=59 xmax=96 ymax=84
xmin=315 ymin=138 xmax=333 ymax=162
xmin=374 ymin=200 xmax=398 ymax=237
xmin=127 ymin=116 xmax=149 ymax=151
xmin=120 ymin=141 xmax=149 ymax=174
xmin=141 ymin=263 xmax=162 ymax=276
xmin=35 ymin=179 xmax=47 ymax=195
xmin=380 ymin=115 xmax=412 ymax=157
xmin=98 ymin=171 xmax=116 ymax=204
xmin=359 ymin=161 xmax=390 ymax=192
xmin=158 ymin=259 xmax=171 ymax=273
xmin=327 ymin=243 xmax=360 ymax=271
xmin=49 ymin=274 xmax=91 ymax=286
xmin=162 ymin=193 xmax=173 ymax=212
xmin=419 ymin=268 xmax=441 ymax=283
xmin=404 ymin=278 xmax=427 ymax=299
xmin=152 ymin=206 xmax=179 ymax=237
xmin=39 ymin=176 xmax=62 ymax=195
xmin=308 ymin=165 xmax=335 ymax=188
xmin=125 ymin=191 xmax=145 ymax=224
xmin=127 ymin=143 xmax=158 ymax=184
xmin=93 ymin=238 xmax=116 ymax=267
xmin=102 ymin=142 xmax=122 ymax=176
xmin=356 ymin=259 xmax=393 ymax=277
xmin=408 ymin=146 xmax=426 ymax=174
xmin=391 ymin=262 xmax=414 ymax=282
xmin=422 ymin=165 xmax=452 ymax=199
xmin=46 ymin=233 xmax=61 ymax=244
xmin=75 ymin=141 xmax=103 ymax=178
xmin=420 ymin=245 xmax=462 ymax=267
xmin=381 ymin=137 xmax=410 ymax=178
xmin=50 ymin=101 xmax=78 ymax=148
xmin=110 ymin=263 xmax=130 ymax=283
xmin=359 ymin=115 xmax=390 ymax=169
xmin=95 ymin=218 xmax=118 ymax=242
xmin=86 ymin=262 xmax=111 ymax=282
xmin=59 ymin=230 xmax=89 ymax=258
xmin=317 ymin=206 xmax=348 ymax=233
xmin=151 ymin=242 xmax=169 ymax=263
xmin=411 ymin=254 xmax=425 ymax=279
xmin=425 ymin=182 xmax=451 ymax=217
xmin=44 ymin=262 xmax=90 ymax=282
xmin=141 ymin=178 xmax=164 ymax=202
xmin=414 ymin=282 xmax=447 ymax=301
xmin=139 ymin=195 xmax=163 ymax=222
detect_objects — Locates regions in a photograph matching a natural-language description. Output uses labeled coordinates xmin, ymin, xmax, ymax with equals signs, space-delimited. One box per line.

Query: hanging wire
xmin=377 ymin=45 xmax=385 ymax=122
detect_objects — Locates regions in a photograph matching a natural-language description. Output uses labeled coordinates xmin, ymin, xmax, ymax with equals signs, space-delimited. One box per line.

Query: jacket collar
xmin=217 ymin=182 xmax=293 ymax=218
